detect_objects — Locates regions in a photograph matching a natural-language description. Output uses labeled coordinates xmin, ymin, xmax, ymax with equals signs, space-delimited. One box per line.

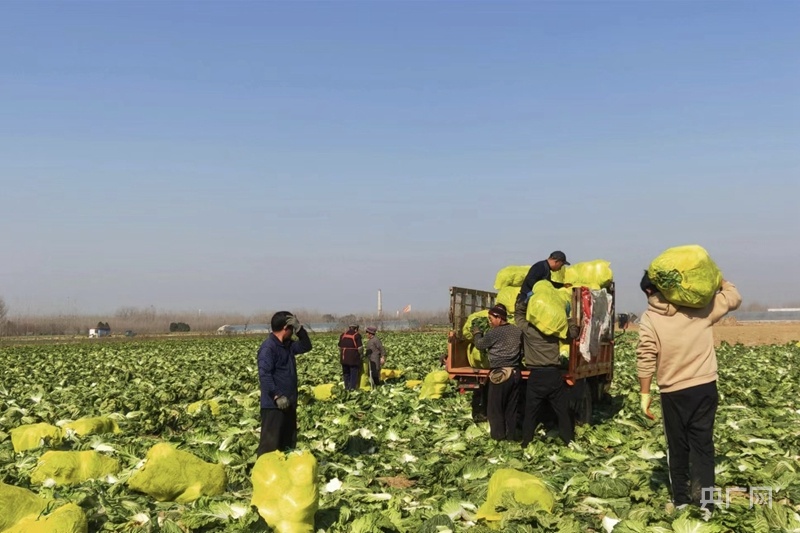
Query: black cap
xmin=550 ymin=251 xmax=570 ymax=265
xmin=488 ymin=304 xmax=508 ymax=320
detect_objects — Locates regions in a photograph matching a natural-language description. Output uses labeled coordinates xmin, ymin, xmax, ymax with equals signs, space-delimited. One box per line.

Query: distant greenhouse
xmin=217 ymin=320 xmax=419 ymax=335
xmin=729 ymin=309 xmax=800 ymax=322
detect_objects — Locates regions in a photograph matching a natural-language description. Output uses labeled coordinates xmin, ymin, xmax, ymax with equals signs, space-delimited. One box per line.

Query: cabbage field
xmin=1 ymin=333 xmax=799 ymax=532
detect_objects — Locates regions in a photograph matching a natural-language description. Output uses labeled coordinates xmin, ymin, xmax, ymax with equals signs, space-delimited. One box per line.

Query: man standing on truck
xmin=256 ymin=311 xmax=312 ymax=456
xmin=338 ymin=324 xmax=363 ymax=390
xmin=517 ymin=251 xmax=571 ymax=305
xmin=637 ymin=273 xmax=741 ymax=513
xmin=472 ymin=304 xmax=523 ymax=441
xmin=516 ymin=295 xmax=577 ymax=447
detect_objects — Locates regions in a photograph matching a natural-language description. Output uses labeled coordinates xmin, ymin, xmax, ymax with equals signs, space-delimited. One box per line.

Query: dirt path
xmin=626 ymin=322 xmax=800 ymax=346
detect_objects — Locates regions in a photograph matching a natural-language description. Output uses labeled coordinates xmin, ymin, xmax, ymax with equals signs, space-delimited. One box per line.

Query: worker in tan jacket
xmin=636 ymin=273 xmax=742 ymax=512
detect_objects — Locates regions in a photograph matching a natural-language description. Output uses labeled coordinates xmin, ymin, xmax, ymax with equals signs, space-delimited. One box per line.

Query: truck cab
xmin=445 ymin=285 xmax=615 ymax=424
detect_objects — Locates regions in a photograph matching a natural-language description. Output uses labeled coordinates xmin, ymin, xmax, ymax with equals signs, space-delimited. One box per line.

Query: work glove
xmin=472 ymin=328 xmax=482 ymax=338
xmin=568 ymin=324 xmax=580 ymax=340
xmin=275 ymin=395 xmax=290 ymax=410
xmin=285 ymin=315 xmax=301 ymax=332
xmin=640 ymin=393 xmax=655 ymax=420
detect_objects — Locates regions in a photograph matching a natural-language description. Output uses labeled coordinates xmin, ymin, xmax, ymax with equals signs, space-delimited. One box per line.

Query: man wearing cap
xmin=338 ymin=324 xmax=363 ymax=390
xmin=516 ymin=251 xmax=571 ymax=306
xmin=365 ymin=326 xmax=387 ymax=387
xmin=256 ymin=311 xmax=312 ymax=456
xmin=472 ymin=303 xmax=523 ymax=441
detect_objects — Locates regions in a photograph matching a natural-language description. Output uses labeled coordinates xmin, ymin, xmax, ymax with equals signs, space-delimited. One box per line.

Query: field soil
xmin=626 ymin=321 xmax=800 ymax=346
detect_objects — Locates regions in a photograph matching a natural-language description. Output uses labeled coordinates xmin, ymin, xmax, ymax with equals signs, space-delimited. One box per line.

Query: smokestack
xmin=378 ymin=289 xmax=383 ymax=317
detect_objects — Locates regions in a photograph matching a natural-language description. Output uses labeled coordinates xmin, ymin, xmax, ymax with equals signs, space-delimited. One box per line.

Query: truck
xmin=445 ymin=284 xmax=615 ymax=424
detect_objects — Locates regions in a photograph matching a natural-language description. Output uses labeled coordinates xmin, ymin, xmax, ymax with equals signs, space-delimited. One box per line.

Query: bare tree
xmin=0 ymin=296 xmax=7 ymax=334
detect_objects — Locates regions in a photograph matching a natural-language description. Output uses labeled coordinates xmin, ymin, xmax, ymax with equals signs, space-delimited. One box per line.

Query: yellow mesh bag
xmin=62 ymin=416 xmax=121 ymax=436
xmin=647 ymin=244 xmax=722 ymax=308
xmin=187 ymin=400 xmax=220 ymax=416
xmin=127 ymin=442 xmax=227 ymax=503
xmin=475 ymin=468 xmax=555 ymax=521
xmin=0 ymin=481 xmax=49 ymax=530
xmin=563 ymin=260 xmax=613 ymax=289
xmin=4 ymin=503 xmax=88 ymax=533
xmin=493 ymin=265 xmax=529 ymax=290
xmin=419 ymin=370 xmax=451 ymax=399
xmin=30 ymin=450 xmax=121 ymax=486
xmin=525 ymin=281 xmax=570 ymax=338
xmin=251 ymin=450 xmax=318 ymax=533
xmin=10 ymin=423 xmax=63 ymax=453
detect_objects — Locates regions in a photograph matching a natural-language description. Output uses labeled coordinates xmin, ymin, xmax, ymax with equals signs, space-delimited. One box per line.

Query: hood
xmin=647 ymin=293 xmax=678 ymax=317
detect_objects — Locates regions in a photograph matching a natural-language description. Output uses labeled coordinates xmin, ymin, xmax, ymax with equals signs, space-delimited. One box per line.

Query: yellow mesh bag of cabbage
xmin=493 ymin=265 xmax=529 ymax=290
xmin=562 ymin=260 xmax=613 ymax=289
xmin=10 ymin=422 xmax=62 ymax=453
xmin=419 ymin=370 xmax=451 ymax=399
xmin=468 ymin=344 xmax=490 ymax=369
xmin=312 ymin=383 xmax=336 ymax=400
xmin=0 ymin=482 xmax=87 ymax=533
xmin=4 ymin=503 xmax=88 ymax=533
xmin=187 ymin=400 xmax=221 ymax=416
xmin=495 ymin=286 xmax=519 ymax=315
xmin=462 ymin=309 xmax=489 ymax=341
xmin=30 ymin=450 xmax=120 ymax=486
xmin=526 ymin=281 xmax=571 ymax=338
xmin=380 ymin=368 xmax=404 ymax=380
xmin=251 ymin=450 xmax=318 ymax=533
xmin=62 ymin=416 xmax=121 ymax=436
xmin=475 ymin=469 xmax=555 ymax=521
xmin=359 ymin=357 xmax=372 ymax=390
xmin=0 ymin=481 xmax=49 ymax=530
xmin=127 ymin=442 xmax=226 ymax=503
xmin=648 ymin=244 xmax=722 ymax=308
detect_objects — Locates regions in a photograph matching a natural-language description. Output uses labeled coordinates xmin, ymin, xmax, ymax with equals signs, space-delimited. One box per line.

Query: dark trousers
xmin=487 ymin=369 xmax=521 ymax=441
xmin=521 ymin=367 xmax=574 ymax=446
xmin=661 ymin=381 xmax=718 ymax=508
xmin=257 ymin=406 xmax=297 ymax=456
xmin=368 ymin=360 xmax=381 ymax=386
xmin=342 ymin=364 xmax=360 ymax=390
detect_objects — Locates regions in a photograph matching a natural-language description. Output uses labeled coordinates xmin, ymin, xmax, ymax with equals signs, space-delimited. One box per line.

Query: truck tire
xmin=589 ymin=376 xmax=608 ymax=404
xmin=571 ymin=380 xmax=593 ymax=426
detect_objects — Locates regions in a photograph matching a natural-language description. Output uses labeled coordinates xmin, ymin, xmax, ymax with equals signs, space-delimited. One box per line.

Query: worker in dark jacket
xmin=516 ymin=297 xmax=578 ymax=447
xmin=256 ymin=311 xmax=312 ymax=456
xmin=517 ymin=251 xmax=571 ymax=305
xmin=472 ymin=304 xmax=523 ymax=441
xmin=365 ymin=326 xmax=387 ymax=386
xmin=338 ymin=324 xmax=363 ymax=390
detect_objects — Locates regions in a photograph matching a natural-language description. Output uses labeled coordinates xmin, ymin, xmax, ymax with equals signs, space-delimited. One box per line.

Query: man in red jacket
xmin=338 ymin=324 xmax=363 ymax=390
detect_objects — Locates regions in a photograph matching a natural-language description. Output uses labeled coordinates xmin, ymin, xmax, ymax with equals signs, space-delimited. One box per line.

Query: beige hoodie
xmin=636 ymin=281 xmax=742 ymax=393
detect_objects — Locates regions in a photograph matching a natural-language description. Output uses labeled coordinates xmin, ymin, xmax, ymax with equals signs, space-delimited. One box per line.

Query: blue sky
xmin=1 ymin=1 xmax=798 ymax=317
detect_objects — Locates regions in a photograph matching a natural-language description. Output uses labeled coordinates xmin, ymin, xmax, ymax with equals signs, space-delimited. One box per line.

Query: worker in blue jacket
xmin=517 ymin=251 xmax=571 ymax=305
xmin=256 ymin=311 xmax=312 ymax=456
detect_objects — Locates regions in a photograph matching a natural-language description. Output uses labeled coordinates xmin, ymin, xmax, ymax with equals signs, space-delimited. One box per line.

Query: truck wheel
xmin=573 ymin=381 xmax=593 ymax=426
xmin=591 ymin=376 xmax=608 ymax=404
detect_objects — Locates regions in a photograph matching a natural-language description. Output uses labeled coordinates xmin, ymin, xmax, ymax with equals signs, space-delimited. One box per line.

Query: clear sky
xmin=1 ymin=1 xmax=798 ymax=317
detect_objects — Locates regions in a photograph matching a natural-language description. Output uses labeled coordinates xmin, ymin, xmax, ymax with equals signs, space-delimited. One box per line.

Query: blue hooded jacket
xmin=257 ymin=328 xmax=312 ymax=408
